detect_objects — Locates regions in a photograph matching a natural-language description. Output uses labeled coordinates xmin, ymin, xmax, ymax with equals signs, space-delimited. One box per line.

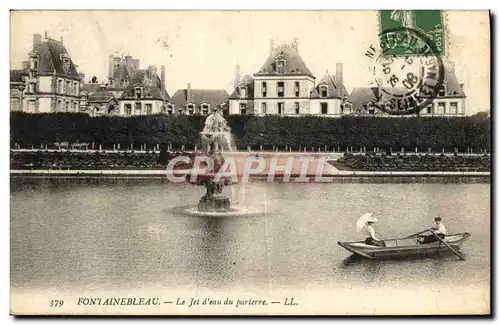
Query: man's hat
xmin=435 ymin=217 xmax=442 ymax=222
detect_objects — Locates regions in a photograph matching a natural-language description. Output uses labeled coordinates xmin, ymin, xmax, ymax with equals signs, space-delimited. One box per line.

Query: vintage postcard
xmin=9 ymin=10 xmax=491 ymax=315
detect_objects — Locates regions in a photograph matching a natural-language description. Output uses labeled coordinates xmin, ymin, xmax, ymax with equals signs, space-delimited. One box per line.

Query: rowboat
xmin=338 ymin=232 xmax=471 ymax=259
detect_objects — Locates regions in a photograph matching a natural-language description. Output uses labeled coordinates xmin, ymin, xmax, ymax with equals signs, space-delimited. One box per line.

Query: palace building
xmin=10 ymin=33 xmax=83 ymax=113
xmin=229 ymin=40 xmax=351 ymax=116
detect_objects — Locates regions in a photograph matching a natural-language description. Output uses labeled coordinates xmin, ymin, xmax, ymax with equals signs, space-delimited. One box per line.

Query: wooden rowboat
xmin=338 ymin=232 xmax=471 ymax=259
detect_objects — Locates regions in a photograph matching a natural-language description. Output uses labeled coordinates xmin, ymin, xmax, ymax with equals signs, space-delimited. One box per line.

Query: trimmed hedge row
xmin=10 ymin=112 xmax=490 ymax=151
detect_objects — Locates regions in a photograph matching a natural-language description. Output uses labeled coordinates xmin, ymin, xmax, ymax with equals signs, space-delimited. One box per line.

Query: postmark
xmin=366 ymin=27 xmax=445 ymax=115
xmin=379 ymin=10 xmax=445 ymax=56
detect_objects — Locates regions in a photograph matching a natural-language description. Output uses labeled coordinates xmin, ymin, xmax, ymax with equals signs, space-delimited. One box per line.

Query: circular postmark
xmin=368 ymin=27 xmax=445 ymax=115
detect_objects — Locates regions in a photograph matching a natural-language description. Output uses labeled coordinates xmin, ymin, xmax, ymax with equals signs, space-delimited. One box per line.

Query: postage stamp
xmin=9 ymin=10 xmax=491 ymax=316
xmin=379 ymin=10 xmax=445 ymax=56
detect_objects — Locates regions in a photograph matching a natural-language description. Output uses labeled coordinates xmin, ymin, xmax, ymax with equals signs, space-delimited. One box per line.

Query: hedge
xmin=10 ymin=112 xmax=491 ymax=151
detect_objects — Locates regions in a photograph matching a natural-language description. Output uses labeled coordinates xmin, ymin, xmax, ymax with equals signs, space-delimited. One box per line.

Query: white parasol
xmin=356 ymin=213 xmax=378 ymax=232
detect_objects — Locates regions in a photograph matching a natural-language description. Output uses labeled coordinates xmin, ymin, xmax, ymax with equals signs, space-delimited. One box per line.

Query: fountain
xmin=184 ymin=107 xmax=237 ymax=215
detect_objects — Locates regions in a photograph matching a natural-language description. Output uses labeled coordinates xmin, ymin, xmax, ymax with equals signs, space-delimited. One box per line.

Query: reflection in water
xmin=10 ymin=179 xmax=490 ymax=293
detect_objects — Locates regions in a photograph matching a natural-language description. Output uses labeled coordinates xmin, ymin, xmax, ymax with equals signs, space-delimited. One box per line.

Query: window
xmin=276 ymin=60 xmax=285 ymax=74
xmin=321 ymin=102 xmax=328 ymax=114
xmin=438 ymin=102 xmax=446 ymax=114
xmin=426 ymin=105 xmax=432 ymax=114
xmin=65 ymin=101 xmax=70 ymax=112
xmin=294 ymin=82 xmax=300 ymax=97
xmin=262 ymin=82 xmax=267 ymax=98
xmin=277 ymin=82 xmax=284 ymax=97
xmin=201 ymin=104 xmax=209 ymax=115
xmin=73 ymin=102 xmax=78 ymax=112
xmin=240 ymin=87 xmax=247 ymax=99
xmin=167 ymin=104 xmax=173 ymax=115
xmin=262 ymin=102 xmax=267 ymax=114
xmin=135 ymin=87 xmax=142 ymax=99
xmin=187 ymin=104 xmax=194 ymax=115
xmin=135 ymin=102 xmax=142 ymax=113
xmin=320 ymin=86 xmax=328 ymax=98
xmin=278 ymin=102 xmax=284 ymax=115
xmin=450 ymin=102 xmax=458 ymax=115
xmin=146 ymin=104 xmax=153 ymax=115
xmin=125 ymin=104 xmax=132 ymax=116
xmin=28 ymin=100 xmax=36 ymax=112
xmin=438 ymin=85 xmax=446 ymax=97
xmin=28 ymin=83 xmax=35 ymax=93
xmin=66 ymin=81 xmax=71 ymax=94
xmin=344 ymin=103 xmax=351 ymax=113
xmin=58 ymin=80 xmax=63 ymax=93
xmin=240 ymin=103 xmax=247 ymax=115
xmin=74 ymin=82 xmax=79 ymax=96
xmin=294 ymin=102 xmax=300 ymax=114
xmin=57 ymin=100 xmax=62 ymax=111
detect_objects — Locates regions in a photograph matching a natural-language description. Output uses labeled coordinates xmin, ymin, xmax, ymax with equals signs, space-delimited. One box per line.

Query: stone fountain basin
xmin=185 ymin=172 xmax=237 ymax=186
xmin=183 ymin=206 xmax=263 ymax=217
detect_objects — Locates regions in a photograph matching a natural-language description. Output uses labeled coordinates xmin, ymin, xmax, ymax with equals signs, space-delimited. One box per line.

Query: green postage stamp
xmin=379 ymin=10 xmax=445 ymax=56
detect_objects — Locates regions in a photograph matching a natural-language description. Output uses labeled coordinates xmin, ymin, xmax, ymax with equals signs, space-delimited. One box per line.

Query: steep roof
xmin=254 ymin=44 xmax=314 ymax=78
xmin=229 ymin=74 xmax=254 ymax=99
xmin=442 ymin=62 xmax=466 ymax=98
xmin=10 ymin=70 xmax=26 ymax=83
xmin=348 ymin=87 xmax=379 ymax=111
xmin=310 ymin=72 xmax=349 ymax=99
xmin=88 ymin=87 xmax=118 ymax=104
xmin=119 ymin=69 xmax=171 ymax=101
xmin=37 ymin=38 xmax=80 ymax=78
xmin=83 ymin=83 xmax=104 ymax=93
xmin=171 ymin=88 xmax=229 ymax=108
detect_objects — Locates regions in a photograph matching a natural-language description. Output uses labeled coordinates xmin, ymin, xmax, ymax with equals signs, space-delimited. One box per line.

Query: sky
xmin=10 ymin=10 xmax=490 ymax=114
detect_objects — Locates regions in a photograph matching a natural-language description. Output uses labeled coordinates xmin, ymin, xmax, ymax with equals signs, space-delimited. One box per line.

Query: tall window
xmin=450 ymin=102 xmax=458 ymax=115
xmin=135 ymin=87 xmax=142 ymax=99
xmin=57 ymin=100 xmax=62 ymax=111
xmin=262 ymin=82 xmax=267 ymax=97
xmin=321 ymin=102 xmax=328 ymax=114
xmin=28 ymin=83 xmax=35 ymax=93
xmin=167 ymin=104 xmax=173 ymax=115
xmin=66 ymin=81 xmax=71 ymax=94
xmin=276 ymin=60 xmax=285 ymax=74
xmin=426 ymin=104 xmax=432 ymax=114
xmin=320 ymin=86 xmax=328 ymax=98
xmin=262 ymin=102 xmax=267 ymax=114
xmin=294 ymin=102 xmax=300 ymax=114
xmin=146 ymin=103 xmax=153 ymax=115
xmin=438 ymin=102 xmax=446 ymax=114
xmin=74 ymin=82 xmax=79 ymax=96
xmin=187 ymin=104 xmax=194 ymax=115
xmin=278 ymin=102 xmax=284 ymax=115
xmin=73 ymin=102 xmax=78 ymax=112
xmin=65 ymin=101 xmax=70 ymax=112
xmin=277 ymin=82 xmax=284 ymax=97
xmin=135 ymin=102 xmax=141 ymax=113
xmin=30 ymin=57 xmax=37 ymax=70
xmin=58 ymin=80 xmax=63 ymax=93
xmin=294 ymin=82 xmax=300 ymax=97
xmin=240 ymin=103 xmax=247 ymax=115
xmin=125 ymin=104 xmax=132 ymax=116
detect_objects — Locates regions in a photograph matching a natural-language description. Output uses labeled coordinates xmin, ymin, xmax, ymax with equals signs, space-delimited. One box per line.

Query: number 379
xmin=50 ymin=300 xmax=64 ymax=307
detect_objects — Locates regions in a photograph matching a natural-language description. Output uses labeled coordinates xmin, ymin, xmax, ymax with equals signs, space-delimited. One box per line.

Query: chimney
xmin=336 ymin=62 xmax=343 ymax=94
xmin=269 ymin=39 xmax=275 ymax=55
xmin=22 ymin=61 xmax=30 ymax=71
xmin=108 ymin=55 xmax=114 ymax=79
xmin=234 ymin=63 xmax=241 ymax=89
xmin=147 ymin=65 xmax=157 ymax=78
xmin=187 ymin=83 xmax=191 ymax=102
xmin=293 ymin=38 xmax=299 ymax=53
xmin=132 ymin=59 xmax=140 ymax=75
xmin=125 ymin=55 xmax=133 ymax=73
xmin=160 ymin=65 xmax=166 ymax=90
xmin=33 ymin=33 xmax=42 ymax=52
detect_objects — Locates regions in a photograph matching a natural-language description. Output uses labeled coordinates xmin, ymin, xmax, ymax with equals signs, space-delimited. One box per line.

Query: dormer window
xmin=30 ymin=57 xmax=37 ymax=70
xmin=276 ymin=60 xmax=285 ymax=74
xmin=60 ymin=54 xmax=71 ymax=74
xmin=135 ymin=87 xmax=142 ymax=99
xmin=438 ymin=85 xmax=446 ymax=97
xmin=167 ymin=104 xmax=173 ymax=115
xmin=201 ymin=104 xmax=209 ymax=115
xmin=239 ymin=86 xmax=247 ymax=99
xmin=187 ymin=104 xmax=194 ymax=115
xmin=320 ymin=85 xmax=328 ymax=98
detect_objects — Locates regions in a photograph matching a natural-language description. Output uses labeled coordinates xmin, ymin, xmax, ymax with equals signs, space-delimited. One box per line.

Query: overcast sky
xmin=10 ymin=10 xmax=490 ymax=114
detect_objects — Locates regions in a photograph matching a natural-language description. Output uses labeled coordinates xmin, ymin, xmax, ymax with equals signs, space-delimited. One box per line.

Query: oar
xmin=404 ymin=229 xmax=431 ymax=239
xmin=429 ymin=229 xmax=465 ymax=260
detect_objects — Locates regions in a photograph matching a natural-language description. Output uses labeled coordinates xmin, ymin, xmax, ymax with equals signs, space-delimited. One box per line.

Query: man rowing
xmin=417 ymin=217 xmax=447 ymax=244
